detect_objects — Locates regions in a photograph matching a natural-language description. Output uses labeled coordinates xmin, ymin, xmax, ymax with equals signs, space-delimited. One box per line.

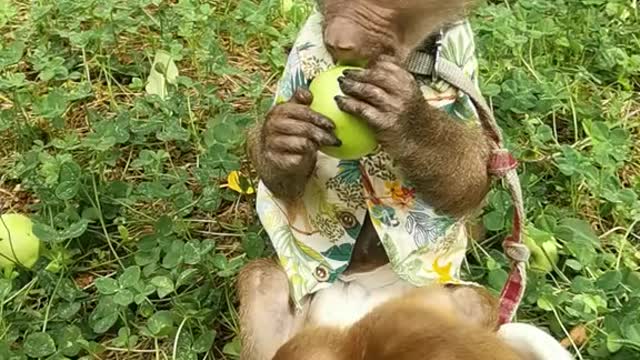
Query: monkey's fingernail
xmin=337 ymin=76 xmax=346 ymax=85
xmin=343 ymin=69 xmax=362 ymax=77
xmin=334 ymin=138 xmax=342 ymax=146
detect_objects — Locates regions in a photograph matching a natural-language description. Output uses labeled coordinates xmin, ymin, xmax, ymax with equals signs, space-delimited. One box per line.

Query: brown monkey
xmin=239 ymin=1 xmax=496 ymax=359
xmin=272 ymin=285 xmax=527 ymax=360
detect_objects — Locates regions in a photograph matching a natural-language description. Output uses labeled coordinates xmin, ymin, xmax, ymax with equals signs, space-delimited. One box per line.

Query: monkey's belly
xmin=306 ymin=264 xmax=415 ymax=328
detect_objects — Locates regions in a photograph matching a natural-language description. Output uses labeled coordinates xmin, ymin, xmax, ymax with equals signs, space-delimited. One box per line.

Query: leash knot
xmin=488 ymin=149 xmax=518 ymax=177
xmin=502 ymin=237 xmax=530 ymax=263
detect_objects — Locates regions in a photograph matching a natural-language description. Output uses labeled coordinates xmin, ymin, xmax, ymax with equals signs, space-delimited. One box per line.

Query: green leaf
xmin=488 ymin=268 xmax=508 ymax=291
xmin=155 ymin=216 xmax=174 ymax=235
xmin=537 ymin=296 xmax=554 ymax=311
xmin=621 ymin=320 xmax=640 ymax=343
xmin=212 ymin=254 xmax=228 ymax=270
xmin=33 ymin=88 xmax=68 ymax=120
xmin=198 ymin=186 xmax=221 ymax=211
xmin=183 ymin=242 xmax=201 ymax=265
xmin=162 ymin=241 xmax=184 ymax=269
xmin=135 ymin=248 xmax=161 ymax=266
xmin=95 ymin=278 xmax=119 ymax=295
xmin=607 ymin=332 xmax=623 ymax=353
xmin=222 ymin=336 xmax=241 ymax=357
xmin=570 ymin=276 xmax=594 ymax=293
xmin=119 ymin=266 xmax=141 ymax=288
xmin=89 ymin=297 xmax=119 ymax=334
xmin=157 ymin=119 xmax=190 ymax=142
xmin=59 ymin=219 xmax=90 ymax=240
xmin=151 ymin=276 xmax=175 ymax=298
xmin=555 ymin=218 xmax=600 ymax=246
xmin=113 ymin=327 xmax=139 ymax=349
xmin=24 ymin=332 xmax=57 ymax=358
xmin=0 ymin=279 xmax=12 ymax=300
xmin=176 ymin=268 xmax=199 ymax=288
xmin=175 ymin=332 xmax=197 ymax=360
xmin=243 ymin=233 xmax=266 ymax=260
xmin=56 ymin=302 xmax=81 ymax=321
xmin=596 ymin=270 xmax=622 ymax=291
xmin=55 ymin=161 xmax=81 ymax=200
xmin=565 ymin=259 xmax=583 ymax=271
xmin=114 ymin=289 xmax=134 ymax=306
xmin=193 ymin=330 xmax=216 ymax=353
xmin=54 ymin=325 xmax=83 ymax=357
xmin=146 ymin=311 xmax=174 ymax=337
xmin=32 ymin=222 xmax=60 ymax=243
xmin=483 ymin=210 xmax=505 ymax=232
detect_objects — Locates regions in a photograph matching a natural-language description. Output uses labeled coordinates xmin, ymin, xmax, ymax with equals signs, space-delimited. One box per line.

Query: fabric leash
xmin=405 ymin=42 xmax=530 ymax=325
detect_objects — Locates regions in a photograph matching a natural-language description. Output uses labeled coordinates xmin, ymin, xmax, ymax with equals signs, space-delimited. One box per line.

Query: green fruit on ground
xmin=0 ymin=213 xmax=41 ymax=269
xmin=309 ymin=65 xmax=378 ymax=160
xmin=524 ymin=227 xmax=560 ymax=274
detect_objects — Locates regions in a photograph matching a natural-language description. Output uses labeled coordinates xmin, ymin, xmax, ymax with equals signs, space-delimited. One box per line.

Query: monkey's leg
xmin=237 ymin=258 xmax=307 ymax=360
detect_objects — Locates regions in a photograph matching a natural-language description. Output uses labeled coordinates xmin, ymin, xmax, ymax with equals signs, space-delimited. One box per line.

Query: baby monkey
xmin=272 ymin=285 xmax=530 ymax=360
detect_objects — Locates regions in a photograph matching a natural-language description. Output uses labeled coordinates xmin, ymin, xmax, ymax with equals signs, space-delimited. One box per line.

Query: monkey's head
xmin=319 ymin=0 xmax=474 ymax=64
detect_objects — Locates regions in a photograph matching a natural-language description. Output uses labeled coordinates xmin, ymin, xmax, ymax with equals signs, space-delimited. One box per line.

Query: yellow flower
xmin=227 ymin=171 xmax=255 ymax=194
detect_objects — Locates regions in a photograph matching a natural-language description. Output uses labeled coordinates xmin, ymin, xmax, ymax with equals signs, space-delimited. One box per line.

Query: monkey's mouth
xmin=335 ymin=59 xmax=369 ymax=67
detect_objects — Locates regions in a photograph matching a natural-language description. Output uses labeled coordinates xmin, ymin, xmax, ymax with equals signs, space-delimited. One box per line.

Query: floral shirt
xmin=256 ymin=10 xmax=484 ymax=309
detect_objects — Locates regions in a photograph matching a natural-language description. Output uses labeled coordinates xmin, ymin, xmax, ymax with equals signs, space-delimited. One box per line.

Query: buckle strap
xmin=405 ymin=46 xmax=529 ymax=325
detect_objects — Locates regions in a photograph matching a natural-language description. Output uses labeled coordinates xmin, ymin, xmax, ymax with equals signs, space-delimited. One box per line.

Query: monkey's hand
xmin=335 ymin=55 xmax=426 ymax=148
xmin=335 ymin=55 xmax=491 ymax=218
xmin=248 ymin=88 xmax=340 ymax=201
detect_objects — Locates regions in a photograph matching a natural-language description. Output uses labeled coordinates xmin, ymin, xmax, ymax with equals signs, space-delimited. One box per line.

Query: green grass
xmin=0 ymin=0 xmax=638 ymax=359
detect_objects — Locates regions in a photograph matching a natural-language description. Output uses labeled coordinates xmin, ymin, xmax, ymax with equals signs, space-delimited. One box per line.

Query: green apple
xmin=0 ymin=213 xmax=41 ymax=269
xmin=524 ymin=227 xmax=560 ymax=274
xmin=309 ymin=65 xmax=378 ymax=160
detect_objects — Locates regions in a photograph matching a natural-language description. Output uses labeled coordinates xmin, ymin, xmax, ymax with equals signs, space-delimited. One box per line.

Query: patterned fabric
xmin=256 ymin=10 xmax=486 ymax=309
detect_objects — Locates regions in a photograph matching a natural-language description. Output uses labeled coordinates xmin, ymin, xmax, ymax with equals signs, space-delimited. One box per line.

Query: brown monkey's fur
xmin=272 ymin=285 xmax=526 ymax=360
xmin=240 ymin=1 xmax=494 ymax=359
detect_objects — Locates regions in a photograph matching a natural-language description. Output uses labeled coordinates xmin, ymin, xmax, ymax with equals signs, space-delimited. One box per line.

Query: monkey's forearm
xmin=247 ymin=124 xmax=312 ymax=201
xmin=387 ymin=106 xmax=491 ymax=218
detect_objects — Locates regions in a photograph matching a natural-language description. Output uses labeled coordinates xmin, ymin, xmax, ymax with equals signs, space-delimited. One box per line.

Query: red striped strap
xmin=489 ymin=150 xmax=529 ymax=325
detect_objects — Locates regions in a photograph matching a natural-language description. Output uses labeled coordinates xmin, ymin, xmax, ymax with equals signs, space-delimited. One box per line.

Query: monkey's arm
xmin=386 ymin=105 xmax=491 ymax=218
xmin=336 ymin=57 xmax=491 ymax=218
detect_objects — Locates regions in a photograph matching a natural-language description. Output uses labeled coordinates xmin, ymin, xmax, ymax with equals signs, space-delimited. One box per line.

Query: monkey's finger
xmin=341 ymin=68 xmax=399 ymax=96
xmin=283 ymin=105 xmax=337 ymax=131
xmin=268 ymin=135 xmax=318 ymax=154
xmin=291 ymin=88 xmax=313 ymax=105
xmin=373 ymin=63 xmax=414 ymax=92
xmin=338 ymin=77 xmax=397 ymax=112
xmin=335 ymin=96 xmax=385 ymax=130
xmin=378 ymin=53 xmax=403 ymax=64
xmin=268 ymin=152 xmax=307 ymax=171
xmin=270 ymin=118 xmax=341 ymax=147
